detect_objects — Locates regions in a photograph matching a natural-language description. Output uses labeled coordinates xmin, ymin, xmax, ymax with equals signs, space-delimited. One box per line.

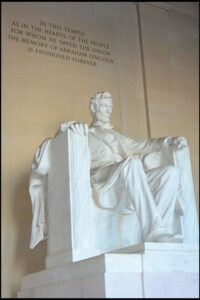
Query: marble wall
xmin=2 ymin=2 xmax=199 ymax=297
xmin=138 ymin=2 xmax=199 ymax=203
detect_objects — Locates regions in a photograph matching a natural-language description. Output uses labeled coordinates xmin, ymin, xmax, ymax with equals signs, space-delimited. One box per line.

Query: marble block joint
xmin=18 ymin=243 xmax=199 ymax=298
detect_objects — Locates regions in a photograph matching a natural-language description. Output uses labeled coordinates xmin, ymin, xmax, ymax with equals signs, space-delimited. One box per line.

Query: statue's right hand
xmin=69 ymin=122 xmax=89 ymax=136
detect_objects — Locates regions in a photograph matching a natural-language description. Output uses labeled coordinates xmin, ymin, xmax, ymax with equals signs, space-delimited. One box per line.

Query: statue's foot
xmin=145 ymin=227 xmax=170 ymax=242
xmin=156 ymin=234 xmax=184 ymax=243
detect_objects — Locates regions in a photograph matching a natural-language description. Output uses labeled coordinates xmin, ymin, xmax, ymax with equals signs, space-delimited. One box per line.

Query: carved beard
xmin=93 ymin=112 xmax=110 ymax=123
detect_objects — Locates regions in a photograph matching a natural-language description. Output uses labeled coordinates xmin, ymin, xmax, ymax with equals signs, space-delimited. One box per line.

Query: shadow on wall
xmin=12 ymin=172 xmax=47 ymax=298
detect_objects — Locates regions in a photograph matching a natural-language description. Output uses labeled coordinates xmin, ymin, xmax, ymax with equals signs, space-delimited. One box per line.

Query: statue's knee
xmin=128 ymin=157 xmax=141 ymax=166
xmin=126 ymin=158 xmax=142 ymax=173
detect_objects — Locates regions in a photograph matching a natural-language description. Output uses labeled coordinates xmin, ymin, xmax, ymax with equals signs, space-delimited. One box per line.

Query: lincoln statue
xmin=29 ymin=91 xmax=198 ymax=250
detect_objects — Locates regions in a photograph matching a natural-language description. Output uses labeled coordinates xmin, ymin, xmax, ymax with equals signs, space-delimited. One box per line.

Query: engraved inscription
xmin=7 ymin=20 xmax=115 ymax=67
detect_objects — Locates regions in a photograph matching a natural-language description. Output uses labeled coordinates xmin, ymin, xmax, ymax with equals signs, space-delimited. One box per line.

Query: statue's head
xmin=89 ymin=91 xmax=113 ymax=123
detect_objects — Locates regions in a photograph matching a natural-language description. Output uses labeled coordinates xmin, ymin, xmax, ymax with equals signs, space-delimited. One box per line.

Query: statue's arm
xmin=124 ymin=135 xmax=188 ymax=154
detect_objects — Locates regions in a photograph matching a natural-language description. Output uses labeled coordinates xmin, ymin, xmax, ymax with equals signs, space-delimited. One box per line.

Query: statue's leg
xmin=145 ymin=166 xmax=180 ymax=234
xmin=121 ymin=157 xmax=168 ymax=241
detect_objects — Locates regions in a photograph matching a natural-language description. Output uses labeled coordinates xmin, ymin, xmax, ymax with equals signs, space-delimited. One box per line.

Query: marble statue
xmin=29 ymin=91 xmax=199 ymax=251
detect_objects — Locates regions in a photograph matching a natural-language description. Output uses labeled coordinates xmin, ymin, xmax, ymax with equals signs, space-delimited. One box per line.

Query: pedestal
xmin=18 ymin=243 xmax=199 ymax=298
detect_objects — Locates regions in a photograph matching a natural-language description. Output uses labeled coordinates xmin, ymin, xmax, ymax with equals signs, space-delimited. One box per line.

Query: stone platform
xmin=18 ymin=243 xmax=199 ymax=298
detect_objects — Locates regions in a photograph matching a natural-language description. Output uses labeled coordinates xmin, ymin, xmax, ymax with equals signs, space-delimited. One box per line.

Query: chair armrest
xmin=47 ymin=128 xmax=94 ymax=256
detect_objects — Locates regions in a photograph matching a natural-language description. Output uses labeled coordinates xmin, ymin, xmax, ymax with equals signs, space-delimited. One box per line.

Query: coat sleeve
xmin=29 ymin=138 xmax=51 ymax=249
xmin=123 ymin=135 xmax=173 ymax=155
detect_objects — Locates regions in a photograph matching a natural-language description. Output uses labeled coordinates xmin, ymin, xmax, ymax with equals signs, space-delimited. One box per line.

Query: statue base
xmin=18 ymin=243 xmax=199 ymax=298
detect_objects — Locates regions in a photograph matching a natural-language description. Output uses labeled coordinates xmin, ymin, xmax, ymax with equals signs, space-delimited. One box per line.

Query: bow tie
xmin=90 ymin=121 xmax=114 ymax=131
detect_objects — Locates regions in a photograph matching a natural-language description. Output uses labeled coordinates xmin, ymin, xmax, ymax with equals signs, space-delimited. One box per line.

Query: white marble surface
xmin=105 ymin=273 xmax=143 ymax=298
xmin=143 ymin=272 xmax=199 ymax=298
xmin=45 ymin=248 xmax=101 ymax=269
xmin=19 ymin=272 xmax=198 ymax=298
xmin=29 ymin=91 xmax=198 ymax=260
xmin=47 ymin=129 xmax=96 ymax=257
xmin=19 ymin=274 xmax=106 ymax=298
xmin=26 ymin=92 xmax=199 ymax=298
xmin=18 ymin=243 xmax=199 ymax=298
xmin=109 ymin=242 xmax=199 ymax=273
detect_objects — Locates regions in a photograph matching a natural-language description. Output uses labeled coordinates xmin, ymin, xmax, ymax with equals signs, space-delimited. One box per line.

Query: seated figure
xmin=29 ymin=91 xmax=199 ymax=251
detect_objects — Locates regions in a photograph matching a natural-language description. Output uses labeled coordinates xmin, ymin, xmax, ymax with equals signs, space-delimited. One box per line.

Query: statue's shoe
xmin=145 ymin=227 xmax=170 ymax=242
xmin=156 ymin=234 xmax=184 ymax=243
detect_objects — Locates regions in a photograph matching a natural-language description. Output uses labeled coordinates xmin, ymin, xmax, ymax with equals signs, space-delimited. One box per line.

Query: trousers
xmin=91 ymin=157 xmax=180 ymax=241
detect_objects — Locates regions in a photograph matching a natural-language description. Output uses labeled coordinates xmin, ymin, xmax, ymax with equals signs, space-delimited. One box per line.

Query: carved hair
xmin=89 ymin=91 xmax=112 ymax=115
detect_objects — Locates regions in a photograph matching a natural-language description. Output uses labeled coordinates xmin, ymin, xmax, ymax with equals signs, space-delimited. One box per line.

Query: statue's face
xmin=94 ymin=97 xmax=113 ymax=123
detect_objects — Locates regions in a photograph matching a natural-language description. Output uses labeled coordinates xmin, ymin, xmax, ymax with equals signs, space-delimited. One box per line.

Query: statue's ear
xmin=90 ymin=103 xmax=96 ymax=114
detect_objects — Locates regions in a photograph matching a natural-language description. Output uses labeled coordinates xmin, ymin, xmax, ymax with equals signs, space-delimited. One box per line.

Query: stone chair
xmin=45 ymin=128 xmax=198 ymax=267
